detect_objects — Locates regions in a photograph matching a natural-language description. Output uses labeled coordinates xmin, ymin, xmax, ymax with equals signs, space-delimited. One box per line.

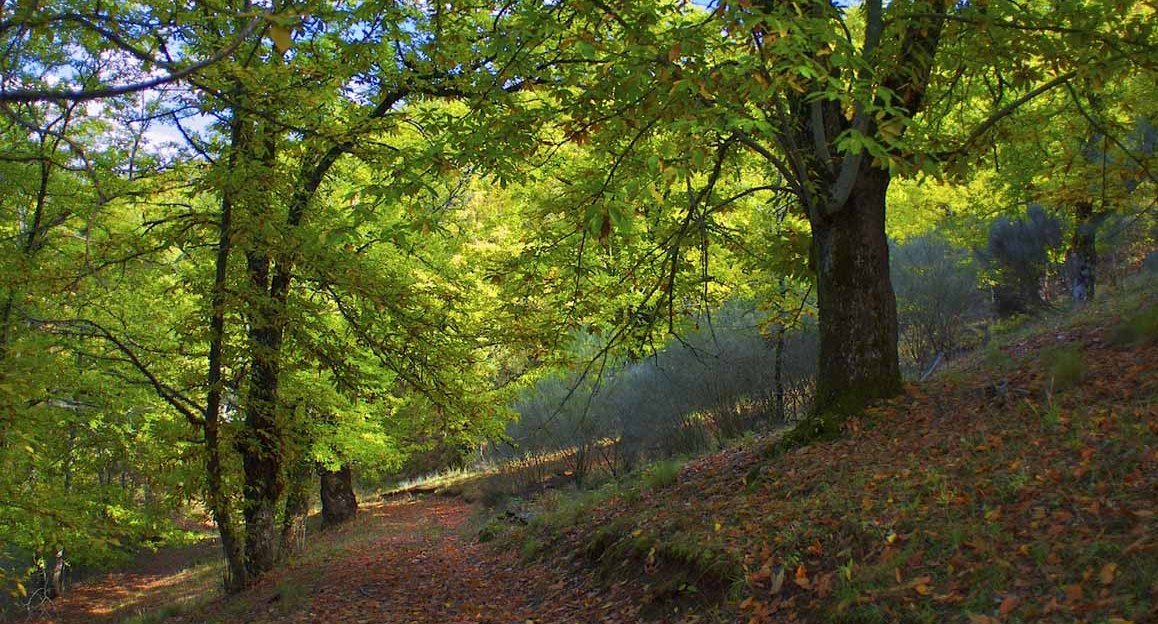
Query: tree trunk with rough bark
xmin=320 ymin=465 xmax=357 ymax=527
xmin=45 ymin=546 xmax=65 ymax=599
xmin=240 ymin=299 xmax=286 ymax=578
xmin=809 ymin=166 xmax=902 ymax=419
xmin=205 ymin=112 xmax=248 ymax=592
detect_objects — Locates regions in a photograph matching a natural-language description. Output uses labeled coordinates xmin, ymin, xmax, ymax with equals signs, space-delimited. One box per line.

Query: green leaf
xmin=271 ymin=25 xmax=293 ymax=53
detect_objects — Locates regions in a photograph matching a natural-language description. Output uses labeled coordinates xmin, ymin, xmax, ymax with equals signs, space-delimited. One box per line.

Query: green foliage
xmin=982 ymin=345 xmax=1016 ymax=372
xmin=641 ymin=460 xmax=684 ymax=491
xmin=1107 ymin=307 xmax=1158 ymax=347
xmin=2 ymin=0 xmax=1156 ymax=596
xmin=1041 ymin=345 xmax=1087 ymax=392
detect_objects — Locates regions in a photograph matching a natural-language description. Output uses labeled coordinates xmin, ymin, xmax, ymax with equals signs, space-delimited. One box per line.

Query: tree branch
xmin=27 ymin=317 xmax=205 ymax=427
xmin=943 ymin=70 xmax=1077 ymax=163
xmin=0 ymin=17 xmax=263 ymax=103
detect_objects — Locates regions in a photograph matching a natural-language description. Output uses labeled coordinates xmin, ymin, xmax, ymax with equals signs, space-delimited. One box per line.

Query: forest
xmin=0 ymin=0 xmax=1155 ymax=622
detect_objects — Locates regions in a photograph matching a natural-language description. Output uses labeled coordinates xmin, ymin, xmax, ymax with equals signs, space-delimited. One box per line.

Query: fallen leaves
xmin=1099 ymin=562 xmax=1118 ymax=585
xmin=792 ymin=564 xmax=810 ymax=590
xmin=998 ymin=594 xmax=1019 ymax=616
xmin=30 ymin=312 xmax=1156 ymax=624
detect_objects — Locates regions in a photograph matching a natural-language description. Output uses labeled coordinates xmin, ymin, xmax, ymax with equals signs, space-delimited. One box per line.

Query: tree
xmin=1 ymin=0 xmax=534 ymax=591
xmin=518 ymin=0 xmax=1154 ymax=420
xmin=979 ymin=71 xmax=1158 ymax=306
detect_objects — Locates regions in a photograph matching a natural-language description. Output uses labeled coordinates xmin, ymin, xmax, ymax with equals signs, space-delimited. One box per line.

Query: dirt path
xmin=26 ymin=498 xmax=664 ymax=624
xmin=19 ymin=539 xmax=221 ymax=624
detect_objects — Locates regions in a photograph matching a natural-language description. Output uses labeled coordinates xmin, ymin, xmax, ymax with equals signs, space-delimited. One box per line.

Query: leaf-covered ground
xmin=26 ymin=497 xmax=655 ymax=624
xmin=529 ymin=306 xmax=1157 ymax=623
xmin=21 ymin=300 xmax=1158 ymax=624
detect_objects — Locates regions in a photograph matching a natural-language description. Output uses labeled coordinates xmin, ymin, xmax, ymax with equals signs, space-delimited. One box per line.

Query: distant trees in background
xmin=891 ymin=234 xmax=983 ymax=369
xmin=493 ymin=303 xmax=818 ymax=482
xmin=978 ymin=205 xmax=1065 ymax=318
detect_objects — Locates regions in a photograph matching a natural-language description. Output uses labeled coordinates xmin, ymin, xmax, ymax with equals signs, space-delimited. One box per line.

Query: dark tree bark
xmin=1067 ymin=200 xmax=1099 ymax=304
xmin=319 ymin=465 xmax=358 ymax=527
xmin=810 ymin=166 xmax=902 ymax=415
xmin=732 ymin=0 xmax=948 ymax=420
xmin=240 ymin=248 xmax=287 ymax=578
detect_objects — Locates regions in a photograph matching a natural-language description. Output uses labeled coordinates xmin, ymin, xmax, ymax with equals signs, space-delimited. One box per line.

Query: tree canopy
xmin=1 ymin=0 xmax=1154 ymax=597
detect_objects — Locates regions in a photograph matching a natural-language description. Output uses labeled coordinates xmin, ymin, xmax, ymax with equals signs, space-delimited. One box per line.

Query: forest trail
xmin=20 ymin=539 xmax=220 ymax=624
xmin=26 ymin=498 xmax=654 ymax=624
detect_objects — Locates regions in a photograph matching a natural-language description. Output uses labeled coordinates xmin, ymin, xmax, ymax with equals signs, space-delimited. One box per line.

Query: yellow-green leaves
xmin=270 ymin=25 xmax=293 ymax=53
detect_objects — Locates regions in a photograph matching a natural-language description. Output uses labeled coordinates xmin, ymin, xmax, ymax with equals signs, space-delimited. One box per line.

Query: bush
xmin=499 ymin=373 xmax=617 ymax=486
xmin=1142 ymin=250 xmax=1158 ymax=274
xmin=982 ymin=345 xmax=1016 ymax=372
xmin=977 ymin=205 xmax=1063 ymax=317
xmin=1041 ymin=345 xmax=1086 ymax=392
xmin=641 ymin=459 xmax=683 ymax=491
xmin=891 ymin=234 xmax=982 ymax=367
xmin=605 ymin=304 xmax=817 ymax=470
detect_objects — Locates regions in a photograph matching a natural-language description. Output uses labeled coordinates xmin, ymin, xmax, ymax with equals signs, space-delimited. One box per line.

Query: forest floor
xmin=22 ymin=497 xmax=650 ymax=624
xmin=15 ymin=282 xmax=1158 ymax=624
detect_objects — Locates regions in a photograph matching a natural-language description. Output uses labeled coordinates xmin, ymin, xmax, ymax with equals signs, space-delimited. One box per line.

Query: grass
xmin=379 ymin=466 xmax=485 ymax=496
xmin=114 ymin=557 xmax=224 ymax=624
xmin=641 ymin=459 xmax=684 ymax=491
xmin=1041 ymin=344 xmax=1086 ymax=392
xmin=1107 ymin=305 xmax=1158 ymax=347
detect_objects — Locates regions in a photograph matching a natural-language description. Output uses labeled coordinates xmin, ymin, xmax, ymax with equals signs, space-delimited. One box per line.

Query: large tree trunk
xmin=810 ymin=167 xmax=901 ymax=417
xmin=45 ymin=546 xmax=64 ymax=599
xmin=319 ymin=465 xmax=357 ymax=527
xmin=1067 ymin=200 xmax=1098 ymax=305
xmin=238 ymin=105 xmax=291 ymax=582
xmin=240 ymin=299 xmax=286 ymax=578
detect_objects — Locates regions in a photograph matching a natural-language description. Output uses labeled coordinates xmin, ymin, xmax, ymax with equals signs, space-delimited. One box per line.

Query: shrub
xmin=1142 ymin=250 xmax=1158 ymax=274
xmin=606 ymin=304 xmax=817 ymax=469
xmin=641 ymin=459 xmax=683 ymax=491
xmin=891 ymin=234 xmax=982 ymax=367
xmin=1107 ymin=307 xmax=1158 ymax=347
xmin=1041 ymin=345 xmax=1086 ymax=392
xmin=499 ymin=373 xmax=617 ymax=486
xmin=982 ymin=345 xmax=1016 ymax=372
xmin=494 ymin=301 xmax=819 ymax=481
xmin=977 ymin=205 xmax=1063 ymax=317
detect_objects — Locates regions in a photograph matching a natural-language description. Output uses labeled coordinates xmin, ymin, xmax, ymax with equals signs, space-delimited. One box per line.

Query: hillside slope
xmin=522 ymin=301 xmax=1157 ymax=623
